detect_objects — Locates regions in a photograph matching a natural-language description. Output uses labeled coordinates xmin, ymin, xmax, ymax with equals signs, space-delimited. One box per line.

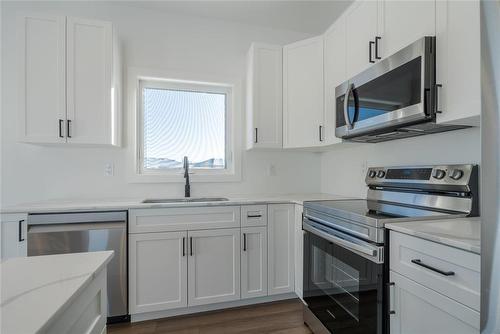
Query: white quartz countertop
xmin=386 ymin=218 xmax=481 ymax=254
xmin=1 ymin=251 xmax=114 ymax=334
xmin=0 ymin=193 xmax=351 ymax=214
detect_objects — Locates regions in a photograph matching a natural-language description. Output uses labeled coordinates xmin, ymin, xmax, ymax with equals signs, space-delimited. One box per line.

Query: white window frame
xmin=127 ymin=67 xmax=242 ymax=183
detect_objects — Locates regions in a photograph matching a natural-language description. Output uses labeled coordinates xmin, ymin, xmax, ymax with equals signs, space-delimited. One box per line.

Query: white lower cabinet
xmin=241 ymin=226 xmax=268 ymax=299
xmin=129 ymin=204 xmax=296 ymax=318
xmin=268 ymin=204 xmax=295 ymax=295
xmin=390 ymin=271 xmax=480 ymax=334
xmin=1 ymin=214 xmax=28 ymax=260
xmin=293 ymin=205 xmax=304 ymax=299
xmin=129 ymin=231 xmax=188 ymax=314
xmin=188 ymin=228 xmax=241 ymax=306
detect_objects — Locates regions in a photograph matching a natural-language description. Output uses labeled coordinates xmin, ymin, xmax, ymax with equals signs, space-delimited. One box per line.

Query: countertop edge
xmin=1 ymin=194 xmax=352 ymax=214
xmin=2 ymin=251 xmax=114 ymax=334
xmin=385 ymin=223 xmax=480 ymax=255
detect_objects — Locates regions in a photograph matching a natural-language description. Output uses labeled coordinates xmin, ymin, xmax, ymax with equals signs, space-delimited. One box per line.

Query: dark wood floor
xmin=108 ymin=298 xmax=311 ymax=334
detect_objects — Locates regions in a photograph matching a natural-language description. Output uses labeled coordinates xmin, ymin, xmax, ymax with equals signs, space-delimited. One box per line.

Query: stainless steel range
xmin=302 ymin=164 xmax=479 ymax=334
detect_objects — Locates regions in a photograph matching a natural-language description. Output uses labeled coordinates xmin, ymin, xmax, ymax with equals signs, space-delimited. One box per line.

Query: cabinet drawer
xmin=129 ymin=206 xmax=241 ymax=233
xmin=241 ymin=205 xmax=268 ymax=227
xmin=390 ymin=231 xmax=480 ymax=311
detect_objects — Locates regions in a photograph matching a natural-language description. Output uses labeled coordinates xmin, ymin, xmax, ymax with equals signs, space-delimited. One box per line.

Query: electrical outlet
xmin=267 ymin=164 xmax=276 ymax=176
xmin=104 ymin=163 xmax=114 ymax=176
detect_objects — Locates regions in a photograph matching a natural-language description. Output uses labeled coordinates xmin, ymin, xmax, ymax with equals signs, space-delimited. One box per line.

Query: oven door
xmin=335 ymin=36 xmax=435 ymax=140
xmin=303 ymin=218 xmax=385 ymax=334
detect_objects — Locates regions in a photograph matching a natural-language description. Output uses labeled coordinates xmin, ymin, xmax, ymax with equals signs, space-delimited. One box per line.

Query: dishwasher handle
xmin=28 ymin=221 xmax=126 ymax=233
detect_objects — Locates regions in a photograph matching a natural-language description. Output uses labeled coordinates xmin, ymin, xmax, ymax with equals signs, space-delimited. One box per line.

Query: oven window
xmin=304 ymin=231 xmax=383 ymax=334
xmin=336 ymin=57 xmax=422 ymax=127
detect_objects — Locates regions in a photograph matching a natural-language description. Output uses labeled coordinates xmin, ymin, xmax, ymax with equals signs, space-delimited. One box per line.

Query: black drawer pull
xmin=243 ymin=233 xmax=247 ymax=251
xmin=247 ymin=214 xmax=262 ymax=218
xmin=411 ymin=259 xmax=455 ymax=276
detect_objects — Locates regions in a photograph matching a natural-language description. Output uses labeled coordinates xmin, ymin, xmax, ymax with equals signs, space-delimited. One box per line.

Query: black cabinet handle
xmin=319 ymin=125 xmax=324 ymax=142
xmin=247 ymin=214 xmax=262 ymax=218
xmin=182 ymin=237 xmax=186 ymax=257
xmin=254 ymin=128 xmax=258 ymax=143
xmin=375 ymin=36 xmax=382 ymax=60
xmin=67 ymin=120 xmax=72 ymax=138
xmin=243 ymin=233 xmax=247 ymax=251
xmin=18 ymin=220 xmax=25 ymax=242
xmin=190 ymin=237 xmax=193 ymax=256
xmin=58 ymin=119 xmax=64 ymax=138
xmin=411 ymin=259 xmax=455 ymax=276
xmin=435 ymin=84 xmax=443 ymax=114
xmin=387 ymin=282 xmax=396 ymax=315
xmin=369 ymin=41 xmax=375 ymax=63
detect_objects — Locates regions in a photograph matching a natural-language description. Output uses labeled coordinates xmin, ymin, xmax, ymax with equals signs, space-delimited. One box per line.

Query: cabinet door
xmin=293 ymin=205 xmax=304 ymax=299
xmin=283 ymin=36 xmax=324 ymax=148
xmin=241 ymin=226 xmax=268 ymax=299
xmin=188 ymin=228 xmax=240 ymax=306
xmin=0 ymin=215 xmax=28 ymax=260
xmin=324 ymin=16 xmax=346 ymax=146
xmin=436 ymin=0 xmax=480 ymax=126
xmin=18 ymin=15 xmax=66 ymax=143
xmin=379 ymin=0 xmax=435 ymax=58
xmin=268 ymin=204 xmax=295 ymax=295
xmin=66 ymin=17 xmax=113 ymax=144
xmin=246 ymin=43 xmax=283 ymax=149
xmin=390 ymin=271 xmax=480 ymax=334
xmin=129 ymin=231 xmax=187 ymax=314
xmin=345 ymin=1 xmax=379 ymax=78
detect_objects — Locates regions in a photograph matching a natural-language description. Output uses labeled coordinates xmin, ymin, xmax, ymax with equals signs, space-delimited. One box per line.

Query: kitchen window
xmin=131 ymin=72 xmax=239 ymax=182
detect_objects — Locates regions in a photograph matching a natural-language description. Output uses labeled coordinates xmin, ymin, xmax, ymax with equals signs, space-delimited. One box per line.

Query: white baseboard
xmin=130 ymin=292 xmax=298 ymax=323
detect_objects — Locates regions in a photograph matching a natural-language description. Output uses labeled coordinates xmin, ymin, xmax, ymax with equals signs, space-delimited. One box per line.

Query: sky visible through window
xmin=143 ymin=87 xmax=226 ymax=170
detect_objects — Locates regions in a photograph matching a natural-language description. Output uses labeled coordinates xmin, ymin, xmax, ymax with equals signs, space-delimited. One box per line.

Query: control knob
xmin=432 ymin=169 xmax=446 ymax=180
xmin=449 ymin=169 xmax=464 ymax=180
xmin=377 ymin=170 xmax=386 ymax=178
xmin=368 ymin=170 xmax=377 ymax=178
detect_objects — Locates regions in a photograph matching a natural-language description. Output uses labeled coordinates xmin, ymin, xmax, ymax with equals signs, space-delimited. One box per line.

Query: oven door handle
xmin=303 ymin=219 xmax=383 ymax=264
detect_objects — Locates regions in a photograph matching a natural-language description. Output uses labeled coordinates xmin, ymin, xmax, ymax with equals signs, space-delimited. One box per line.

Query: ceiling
xmin=121 ymin=1 xmax=353 ymax=34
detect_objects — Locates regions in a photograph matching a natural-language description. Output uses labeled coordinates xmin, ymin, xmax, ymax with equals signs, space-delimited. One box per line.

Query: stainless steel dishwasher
xmin=27 ymin=211 xmax=129 ymax=323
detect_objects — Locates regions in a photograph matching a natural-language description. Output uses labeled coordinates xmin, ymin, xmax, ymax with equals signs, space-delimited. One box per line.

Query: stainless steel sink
xmin=142 ymin=197 xmax=229 ymax=204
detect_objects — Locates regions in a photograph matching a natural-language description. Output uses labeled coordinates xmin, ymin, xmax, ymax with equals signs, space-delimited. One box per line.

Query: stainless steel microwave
xmin=335 ymin=36 xmax=468 ymax=143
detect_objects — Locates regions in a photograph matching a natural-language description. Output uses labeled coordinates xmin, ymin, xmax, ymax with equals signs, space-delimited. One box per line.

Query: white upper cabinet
xmin=246 ymin=43 xmax=283 ymax=149
xmin=323 ymin=16 xmax=346 ymax=146
xmin=436 ymin=0 xmax=480 ymax=126
xmin=283 ymin=36 xmax=324 ymax=148
xmin=18 ymin=15 xmax=66 ymax=143
xmin=345 ymin=0 xmax=379 ymax=78
xmin=18 ymin=15 xmax=121 ymax=146
xmin=378 ymin=0 xmax=436 ymax=59
xmin=66 ymin=17 xmax=119 ymax=145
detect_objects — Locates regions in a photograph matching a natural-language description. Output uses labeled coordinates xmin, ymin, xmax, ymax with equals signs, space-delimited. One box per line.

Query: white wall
xmin=1 ymin=1 xmax=321 ymax=206
xmin=320 ymin=127 xmax=481 ymax=198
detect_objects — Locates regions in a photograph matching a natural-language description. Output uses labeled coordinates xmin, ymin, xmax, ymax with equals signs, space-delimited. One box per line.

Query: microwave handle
xmin=343 ymin=84 xmax=354 ymax=129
